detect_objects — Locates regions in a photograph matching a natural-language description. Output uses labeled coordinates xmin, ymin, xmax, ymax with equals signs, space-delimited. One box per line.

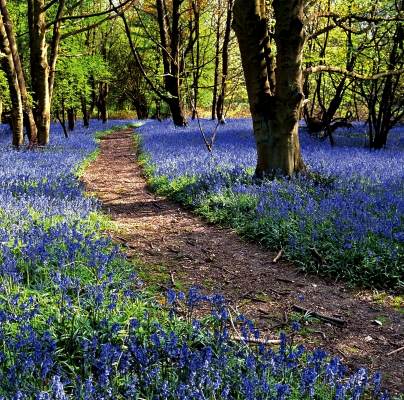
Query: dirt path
xmin=83 ymin=129 xmax=403 ymax=392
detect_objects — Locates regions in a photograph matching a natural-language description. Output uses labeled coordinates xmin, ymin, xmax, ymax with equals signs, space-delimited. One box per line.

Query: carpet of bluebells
xmin=0 ymin=120 xmax=398 ymax=399
xmin=138 ymin=119 xmax=404 ymax=289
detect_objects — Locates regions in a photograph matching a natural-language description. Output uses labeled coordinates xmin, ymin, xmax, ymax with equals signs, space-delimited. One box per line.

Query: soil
xmin=83 ymin=128 xmax=403 ymax=393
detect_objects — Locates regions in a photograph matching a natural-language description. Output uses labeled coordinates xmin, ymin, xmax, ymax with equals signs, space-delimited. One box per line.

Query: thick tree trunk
xmin=156 ymin=0 xmax=187 ymax=126
xmin=271 ymin=0 xmax=305 ymax=175
xmin=0 ymin=0 xmax=37 ymax=145
xmin=28 ymin=0 xmax=51 ymax=146
xmin=233 ymin=0 xmax=305 ymax=177
xmin=0 ymin=16 xmax=23 ymax=147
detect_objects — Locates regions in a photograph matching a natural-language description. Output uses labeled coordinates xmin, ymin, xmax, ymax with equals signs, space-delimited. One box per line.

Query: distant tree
xmin=358 ymin=2 xmax=404 ymax=148
xmin=216 ymin=0 xmax=234 ymax=124
xmin=303 ymin=0 xmax=403 ymax=147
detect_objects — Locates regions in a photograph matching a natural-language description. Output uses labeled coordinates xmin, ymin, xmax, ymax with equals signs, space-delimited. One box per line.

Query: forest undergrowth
xmin=137 ymin=119 xmax=403 ymax=291
xmin=0 ymin=121 xmax=401 ymax=399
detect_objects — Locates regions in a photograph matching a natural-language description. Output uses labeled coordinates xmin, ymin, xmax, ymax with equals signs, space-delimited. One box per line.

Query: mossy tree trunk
xmin=233 ymin=0 xmax=305 ymax=178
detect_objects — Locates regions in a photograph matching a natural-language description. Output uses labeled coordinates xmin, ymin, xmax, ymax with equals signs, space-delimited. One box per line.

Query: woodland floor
xmin=83 ymin=129 xmax=403 ymax=393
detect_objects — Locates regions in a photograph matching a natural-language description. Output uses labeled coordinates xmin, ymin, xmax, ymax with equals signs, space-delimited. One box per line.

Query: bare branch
xmin=60 ymin=13 xmax=119 ymax=39
xmin=45 ymin=0 xmax=135 ymax=28
xmin=311 ymin=12 xmax=404 ymax=23
xmin=42 ymin=0 xmax=58 ymax=12
xmin=304 ymin=65 xmax=404 ymax=80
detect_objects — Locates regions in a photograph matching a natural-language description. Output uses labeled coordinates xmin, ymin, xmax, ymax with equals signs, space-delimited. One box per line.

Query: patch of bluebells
xmin=138 ymin=119 xmax=404 ymax=288
xmin=0 ymin=120 xmax=397 ymax=398
xmin=0 ymin=286 xmax=394 ymax=399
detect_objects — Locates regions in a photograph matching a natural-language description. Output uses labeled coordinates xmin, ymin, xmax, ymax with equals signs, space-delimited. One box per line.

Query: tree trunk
xmin=0 ymin=15 xmax=23 ymax=147
xmin=48 ymin=0 xmax=65 ymax=104
xmin=0 ymin=0 xmax=37 ymax=146
xmin=233 ymin=0 xmax=305 ymax=177
xmin=212 ymin=3 xmax=222 ymax=120
xmin=28 ymin=0 xmax=51 ymax=146
xmin=67 ymin=108 xmax=75 ymax=131
xmin=156 ymin=0 xmax=187 ymax=126
xmin=98 ymin=82 xmax=109 ymax=123
xmin=217 ymin=0 xmax=234 ymax=123
xmin=57 ymin=112 xmax=68 ymax=139
xmin=89 ymin=75 xmax=97 ymax=118
xmin=133 ymin=98 xmax=148 ymax=120
xmin=81 ymin=96 xmax=90 ymax=127
xmin=190 ymin=0 xmax=200 ymax=120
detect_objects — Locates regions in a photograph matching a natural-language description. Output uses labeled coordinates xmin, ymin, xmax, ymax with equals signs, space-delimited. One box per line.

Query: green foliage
xmin=0 ymin=70 xmax=10 ymax=107
xmin=142 ymin=161 xmax=403 ymax=291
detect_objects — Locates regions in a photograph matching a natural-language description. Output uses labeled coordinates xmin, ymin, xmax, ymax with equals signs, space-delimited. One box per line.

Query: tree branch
xmin=46 ymin=0 xmax=135 ymax=28
xmin=108 ymin=0 xmax=171 ymax=102
xmin=60 ymin=13 xmax=119 ymax=40
xmin=311 ymin=12 xmax=404 ymax=23
xmin=304 ymin=65 xmax=404 ymax=80
xmin=42 ymin=0 xmax=58 ymax=12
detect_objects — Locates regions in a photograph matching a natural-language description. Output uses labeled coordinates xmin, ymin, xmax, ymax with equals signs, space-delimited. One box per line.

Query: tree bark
xmin=233 ymin=0 xmax=305 ymax=177
xmin=67 ymin=108 xmax=75 ymax=131
xmin=190 ymin=0 xmax=200 ymax=120
xmin=373 ymin=21 xmax=403 ymax=149
xmin=48 ymin=0 xmax=65 ymax=104
xmin=81 ymin=96 xmax=90 ymax=127
xmin=212 ymin=1 xmax=222 ymax=120
xmin=28 ymin=0 xmax=51 ymax=146
xmin=0 ymin=14 xmax=23 ymax=147
xmin=98 ymin=82 xmax=109 ymax=123
xmin=133 ymin=96 xmax=149 ymax=119
xmin=0 ymin=0 xmax=37 ymax=146
xmin=156 ymin=0 xmax=187 ymax=126
xmin=217 ymin=0 xmax=234 ymax=123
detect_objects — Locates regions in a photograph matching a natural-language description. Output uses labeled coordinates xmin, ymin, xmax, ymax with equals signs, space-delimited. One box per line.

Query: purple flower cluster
xmin=0 ymin=120 xmax=397 ymax=398
xmin=138 ymin=119 xmax=404 ymax=288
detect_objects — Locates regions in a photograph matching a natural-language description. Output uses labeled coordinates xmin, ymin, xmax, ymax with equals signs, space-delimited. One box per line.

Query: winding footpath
xmin=83 ymin=128 xmax=403 ymax=392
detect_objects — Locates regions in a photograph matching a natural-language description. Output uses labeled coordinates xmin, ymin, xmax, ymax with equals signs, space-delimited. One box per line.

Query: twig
xmin=292 ymin=305 xmax=346 ymax=327
xmin=387 ymin=346 xmax=404 ymax=357
xmin=276 ymin=278 xmax=295 ymax=284
xmin=221 ymin=266 xmax=239 ymax=277
xmin=313 ymin=330 xmax=327 ymax=340
xmin=169 ymin=271 xmax=176 ymax=287
xmin=273 ymin=249 xmax=284 ymax=263
xmin=231 ymin=335 xmax=281 ymax=345
xmin=242 ymin=293 xmax=267 ymax=303
xmin=115 ymin=235 xmax=128 ymax=243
